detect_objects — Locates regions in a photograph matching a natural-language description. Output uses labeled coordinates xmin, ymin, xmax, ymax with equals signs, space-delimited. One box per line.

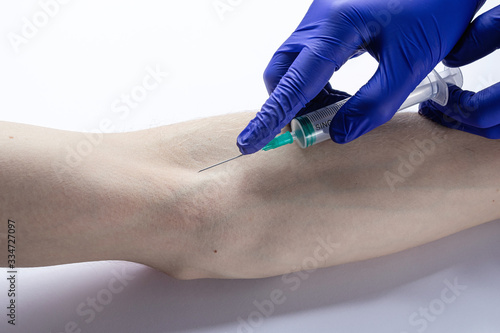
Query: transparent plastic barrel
xmin=291 ymin=99 xmax=349 ymax=148
xmin=290 ymin=66 xmax=463 ymax=149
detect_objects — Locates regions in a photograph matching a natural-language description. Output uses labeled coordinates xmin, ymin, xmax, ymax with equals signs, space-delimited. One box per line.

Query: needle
xmin=198 ymin=154 xmax=244 ymax=173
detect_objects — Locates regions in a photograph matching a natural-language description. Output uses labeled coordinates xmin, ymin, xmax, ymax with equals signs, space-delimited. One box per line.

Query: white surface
xmin=1 ymin=1 xmax=499 ymax=332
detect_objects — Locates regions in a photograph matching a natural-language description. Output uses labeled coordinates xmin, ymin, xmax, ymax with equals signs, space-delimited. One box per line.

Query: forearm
xmin=2 ymin=112 xmax=499 ymax=280
xmin=151 ymin=111 xmax=500 ymax=279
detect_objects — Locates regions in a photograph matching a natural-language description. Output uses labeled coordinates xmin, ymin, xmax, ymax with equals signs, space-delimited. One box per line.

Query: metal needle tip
xmin=198 ymin=154 xmax=244 ymax=173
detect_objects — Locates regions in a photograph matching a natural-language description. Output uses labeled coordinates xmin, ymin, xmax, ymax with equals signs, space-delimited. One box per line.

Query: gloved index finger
xmin=263 ymin=51 xmax=300 ymax=96
xmin=237 ymin=47 xmax=347 ymax=154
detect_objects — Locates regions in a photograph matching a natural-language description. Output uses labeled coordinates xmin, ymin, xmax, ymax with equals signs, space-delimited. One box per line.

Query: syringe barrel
xmin=291 ymin=66 xmax=463 ymax=149
xmin=291 ymin=99 xmax=348 ymax=148
xmin=399 ymin=75 xmax=434 ymax=110
xmin=399 ymin=67 xmax=463 ymax=109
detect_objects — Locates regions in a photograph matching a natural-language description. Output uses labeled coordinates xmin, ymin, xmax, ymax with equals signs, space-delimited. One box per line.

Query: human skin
xmin=1 ymin=112 xmax=499 ymax=279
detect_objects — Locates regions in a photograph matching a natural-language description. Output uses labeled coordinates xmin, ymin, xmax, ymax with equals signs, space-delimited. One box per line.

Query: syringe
xmin=198 ymin=65 xmax=463 ymax=172
xmin=262 ymin=66 xmax=463 ymax=151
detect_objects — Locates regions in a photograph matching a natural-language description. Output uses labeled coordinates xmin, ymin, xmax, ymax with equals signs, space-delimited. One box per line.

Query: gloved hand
xmin=419 ymin=5 xmax=500 ymax=138
xmin=237 ymin=0 xmax=486 ymax=154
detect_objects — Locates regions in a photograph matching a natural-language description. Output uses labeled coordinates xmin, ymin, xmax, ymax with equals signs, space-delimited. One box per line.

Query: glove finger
xmin=330 ymin=55 xmax=428 ymax=144
xmin=419 ymin=101 xmax=500 ymax=139
xmin=237 ymin=47 xmax=343 ymax=154
xmin=264 ymin=51 xmax=299 ymax=95
xmin=263 ymin=9 xmax=340 ymax=96
xmin=262 ymin=44 xmax=355 ymax=98
xmin=420 ymin=82 xmax=500 ymax=128
xmin=444 ymin=5 xmax=500 ymax=67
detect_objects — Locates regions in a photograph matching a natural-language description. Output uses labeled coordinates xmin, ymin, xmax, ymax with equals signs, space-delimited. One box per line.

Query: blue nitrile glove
xmin=237 ymin=0 xmax=486 ymax=154
xmin=419 ymin=5 xmax=500 ymax=138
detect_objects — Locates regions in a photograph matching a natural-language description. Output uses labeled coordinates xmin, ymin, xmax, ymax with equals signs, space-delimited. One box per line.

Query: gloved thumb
xmin=330 ymin=57 xmax=427 ymax=143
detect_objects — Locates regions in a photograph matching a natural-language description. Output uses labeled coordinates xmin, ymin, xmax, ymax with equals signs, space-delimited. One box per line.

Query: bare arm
xmin=1 ymin=112 xmax=499 ymax=279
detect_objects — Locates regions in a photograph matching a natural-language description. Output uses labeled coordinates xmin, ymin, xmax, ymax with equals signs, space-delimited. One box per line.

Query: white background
xmin=1 ymin=1 xmax=499 ymax=332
